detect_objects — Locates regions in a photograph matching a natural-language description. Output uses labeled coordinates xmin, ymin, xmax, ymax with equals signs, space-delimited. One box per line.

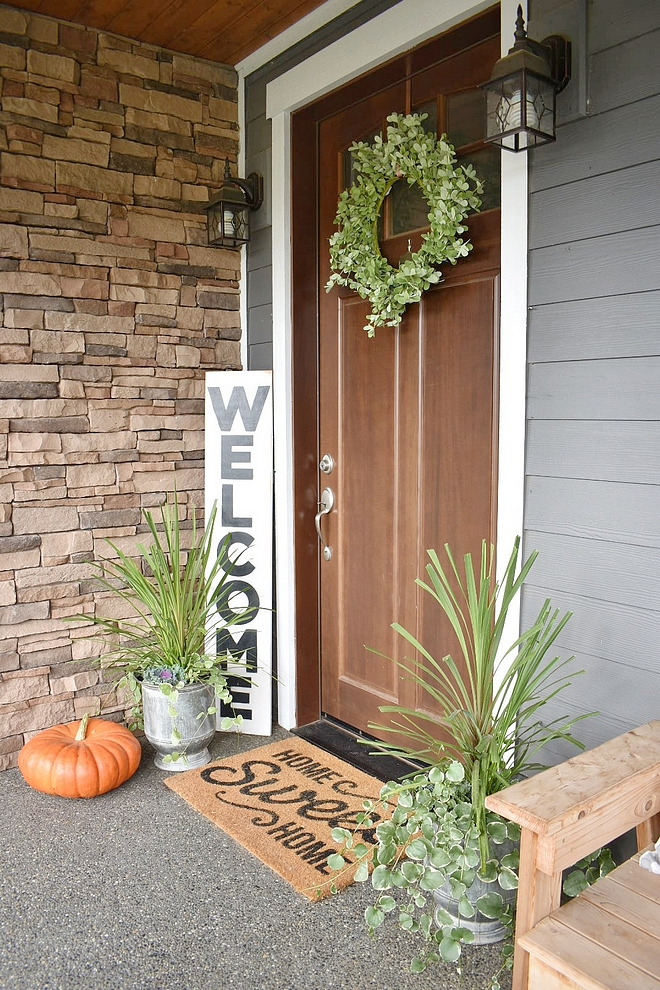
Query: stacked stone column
xmin=0 ymin=5 xmax=244 ymax=768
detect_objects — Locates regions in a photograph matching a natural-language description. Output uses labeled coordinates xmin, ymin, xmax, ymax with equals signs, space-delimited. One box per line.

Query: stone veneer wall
xmin=0 ymin=5 xmax=243 ymax=769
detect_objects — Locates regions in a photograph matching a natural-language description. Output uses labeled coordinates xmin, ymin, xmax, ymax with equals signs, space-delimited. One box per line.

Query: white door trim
xmin=237 ymin=0 xmax=363 ymax=77
xmin=268 ymin=0 xmax=527 ymax=728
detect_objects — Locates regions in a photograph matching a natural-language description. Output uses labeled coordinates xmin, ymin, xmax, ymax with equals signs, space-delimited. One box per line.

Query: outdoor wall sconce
xmin=206 ymin=159 xmax=264 ymax=247
xmin=483 ymin=4 xmax=571 ymax=152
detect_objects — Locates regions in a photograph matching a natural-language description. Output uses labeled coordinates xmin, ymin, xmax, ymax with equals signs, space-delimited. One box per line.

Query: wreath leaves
xmin=326 ymin=112 xmax=483 ymax=337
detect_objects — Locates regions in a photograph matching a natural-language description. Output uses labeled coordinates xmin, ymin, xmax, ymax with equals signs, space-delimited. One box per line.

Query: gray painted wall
xmin=523 ymin=0 xmax=660 ymax=757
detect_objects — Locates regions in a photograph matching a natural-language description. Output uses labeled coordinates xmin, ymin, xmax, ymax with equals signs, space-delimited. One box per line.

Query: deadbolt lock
xmin=319 ymin=453 xmax=334 ymax=475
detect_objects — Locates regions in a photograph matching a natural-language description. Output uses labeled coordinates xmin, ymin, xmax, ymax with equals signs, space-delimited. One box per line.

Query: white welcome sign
xmin=205 ymin=371 xmax=273 ymax=736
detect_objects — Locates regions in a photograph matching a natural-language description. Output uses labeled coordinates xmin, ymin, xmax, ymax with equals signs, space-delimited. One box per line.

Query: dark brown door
xmin=292 ymin=10 xmax=501 ymax=737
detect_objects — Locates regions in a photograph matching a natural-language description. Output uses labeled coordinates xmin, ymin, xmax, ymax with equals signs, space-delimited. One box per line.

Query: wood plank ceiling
xmin=3 ymin=0 xmax=332 ymax=65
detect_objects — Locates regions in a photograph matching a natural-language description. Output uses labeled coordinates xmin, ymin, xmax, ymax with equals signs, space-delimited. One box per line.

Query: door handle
xmin=315 ymin=487 xmax=334 ymax=561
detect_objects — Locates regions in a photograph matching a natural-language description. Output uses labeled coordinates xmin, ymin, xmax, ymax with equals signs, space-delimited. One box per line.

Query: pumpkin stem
xmin=75 ymin=712 xmax=91 ymax=741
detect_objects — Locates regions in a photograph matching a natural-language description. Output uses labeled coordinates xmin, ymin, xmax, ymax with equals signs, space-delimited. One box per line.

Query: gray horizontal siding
xmin=523 ymin=530 xmax=660 ymax=614
xmin=247 ymin=224 xmax=272 ymax=272
xmin=529 ymin=160 xmax=660 ymax=249
xmin=528 ymin=652 xmax=660 ymax=732
xmin=528 ymin=357 xmax=660 ymax=420
xmin=248 ymin=303 xmax=274 ymax=345
xmin=247 ymin=264 xmax=273 ymax=308
xmin=525 ymin=477 xmax=660 ymax=548
xmin=589 ymin=28 xmax=660 ymax=113
xmin=520 ymin=1 xmax=658 ymax=764
xmin=526 ymin=420 xmax=660 ymax=484
xmin=521 ymin=564 xmax=660 ymax=757
xmin=528 ymin=289 xmax=660 ymax=363
xmin=589 ymin=0 xmax=660 ymax=52
xmin=525 ymin=0 xmax=660 ymax=761
xmin=528 ymin=225 xmax=660 ymax=305
xmin=529 ymin=699 xmax=653 ymax=759
xmin=247 ymin=341 xmax=273 ymax=370
xmin=522 ymin=585 xmax=660 ymax=675
xmin=531 ymin=94 xmax=660 ymax=193
xmin=246 ymin=104 xmax=271 ymax=175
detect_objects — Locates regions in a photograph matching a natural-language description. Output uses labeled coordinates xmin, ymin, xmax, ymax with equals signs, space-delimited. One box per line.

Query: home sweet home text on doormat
xmin=165 ymin=737 xmax=387 ymax=899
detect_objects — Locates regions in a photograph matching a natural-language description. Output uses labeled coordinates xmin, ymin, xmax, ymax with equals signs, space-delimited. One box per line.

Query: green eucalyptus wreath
xmin=326 ymin=112 xmax=483 ymax=337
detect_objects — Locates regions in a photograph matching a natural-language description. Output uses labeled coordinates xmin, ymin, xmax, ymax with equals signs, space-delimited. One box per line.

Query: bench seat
xmin=486 ymin=720 xmax=660 ymax=990
xmin=520 ymin=854 xmax=660 ymax=990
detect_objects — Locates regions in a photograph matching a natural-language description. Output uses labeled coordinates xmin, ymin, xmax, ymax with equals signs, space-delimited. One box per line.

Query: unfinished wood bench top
xmin=485 ymin=720 xmax=660 ymax=990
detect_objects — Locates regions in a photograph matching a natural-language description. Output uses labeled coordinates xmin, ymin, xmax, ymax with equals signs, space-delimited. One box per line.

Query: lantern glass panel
xmin=225 ymin=205 xmax=248 ymax=245
xmin=485 ymin=74 xmax=523 ymax=141
xmin=525 ymin=74 xmax=555 ymax=139
xmin=485 ymin=70 xmax=557 ymax=151
xmin=207 ymin=200 xmax=249 ymax=247
xmin=207 ymin=203 xmax=222 ymax=244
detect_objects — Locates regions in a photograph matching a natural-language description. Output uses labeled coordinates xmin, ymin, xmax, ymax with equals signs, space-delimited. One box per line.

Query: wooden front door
xmin=292 ymin=9 xmax=501 ymax=737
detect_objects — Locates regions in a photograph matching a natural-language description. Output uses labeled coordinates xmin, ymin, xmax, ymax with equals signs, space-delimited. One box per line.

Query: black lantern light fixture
xmin=206 ymin=158 xmax=263 ymax=247
xmin=483 ymin=5 xmax=571 ymax=152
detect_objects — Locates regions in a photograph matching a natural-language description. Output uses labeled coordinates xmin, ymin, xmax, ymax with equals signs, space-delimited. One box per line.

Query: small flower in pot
xmin=142 ymin=665 xmax=187 ymax=687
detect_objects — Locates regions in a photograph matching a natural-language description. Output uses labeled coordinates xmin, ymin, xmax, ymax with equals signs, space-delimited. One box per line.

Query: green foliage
xmin=331 ymin=764 xmax=518 ymax=983
xmin=563 ymin=847 xmax=616 ymax=898
xmin=68 ymin=495 xmax=251 ymax=733
xmin=326 ymin=112 xmax=482 ymax=336
xmin=328 ymin=537 xmax=598 ymax=987
xmin=367 ymin=537 xmax=593 ymax=867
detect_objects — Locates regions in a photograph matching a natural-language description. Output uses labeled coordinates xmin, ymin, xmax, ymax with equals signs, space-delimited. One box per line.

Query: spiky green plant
xmin=367 ymin=537 xmax=593 ymax=867
xmin=326 ymin=539 xmax=595 ymax=982
xmin=68 ymin=497 xmax=250 ymax=729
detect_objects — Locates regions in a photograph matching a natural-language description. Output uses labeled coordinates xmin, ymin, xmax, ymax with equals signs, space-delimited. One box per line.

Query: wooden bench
xmin=485 ymin=720 xmax=660 ymax=990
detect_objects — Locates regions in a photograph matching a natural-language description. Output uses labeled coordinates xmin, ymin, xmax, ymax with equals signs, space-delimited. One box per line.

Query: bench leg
xmin=512 ymin=829 xmax=562 ymax=990
xmin=636 ymin=811 xmax=660 ymax=849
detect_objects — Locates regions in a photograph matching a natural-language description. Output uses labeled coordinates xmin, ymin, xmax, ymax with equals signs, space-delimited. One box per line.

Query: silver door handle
xmin=315 ymin=487 xmax=334 ymax=561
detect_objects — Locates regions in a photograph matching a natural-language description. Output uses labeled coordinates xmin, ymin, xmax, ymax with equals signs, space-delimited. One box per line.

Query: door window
xmin=384 ymin=90 xmax=500 ymax=240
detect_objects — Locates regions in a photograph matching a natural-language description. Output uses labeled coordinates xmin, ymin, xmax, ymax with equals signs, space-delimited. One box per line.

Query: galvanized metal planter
xmin=142 ymin=682 xmax=216 ymax=772
xmin=432 ymin=839 xmax=518 ymax=945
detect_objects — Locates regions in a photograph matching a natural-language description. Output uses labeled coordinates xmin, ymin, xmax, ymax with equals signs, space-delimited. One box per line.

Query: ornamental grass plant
xmin=330 ymin=538 xmax=594 ymax=984
xmin=69 ymin=496 xmax=249 ymax=735
xmin=368 ymin=538 xmax=592 ymax=864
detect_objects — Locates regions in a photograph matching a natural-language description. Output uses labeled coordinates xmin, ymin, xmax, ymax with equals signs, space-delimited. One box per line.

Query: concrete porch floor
xmin=1 ymin=727 xmax=510 ymax=990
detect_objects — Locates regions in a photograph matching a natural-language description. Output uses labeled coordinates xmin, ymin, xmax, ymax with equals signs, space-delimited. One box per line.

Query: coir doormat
xmin=165 ymin=737 xmax=387 ymax=901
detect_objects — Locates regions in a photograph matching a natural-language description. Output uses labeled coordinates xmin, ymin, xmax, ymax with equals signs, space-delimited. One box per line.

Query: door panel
xmin=415 ymin=272 xmax=499 ymax=725
xmin=319 ymin=273 xmax=499 ymax=735
xmin=292 ymin=9 xmax=501 ymax=738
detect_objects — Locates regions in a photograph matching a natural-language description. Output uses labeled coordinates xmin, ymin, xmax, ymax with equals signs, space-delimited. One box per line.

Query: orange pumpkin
xmin=18 ymin=714 xmax=142 ymax=798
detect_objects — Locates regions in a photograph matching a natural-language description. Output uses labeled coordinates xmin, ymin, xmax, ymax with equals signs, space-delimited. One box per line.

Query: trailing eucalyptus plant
xmin=330 ymin=760 xmax=521 ymax=983
xmin=563 ymin=846 xmax=616 ymax=897
xmin=330 ymin=538 xmax=594 ymax=984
